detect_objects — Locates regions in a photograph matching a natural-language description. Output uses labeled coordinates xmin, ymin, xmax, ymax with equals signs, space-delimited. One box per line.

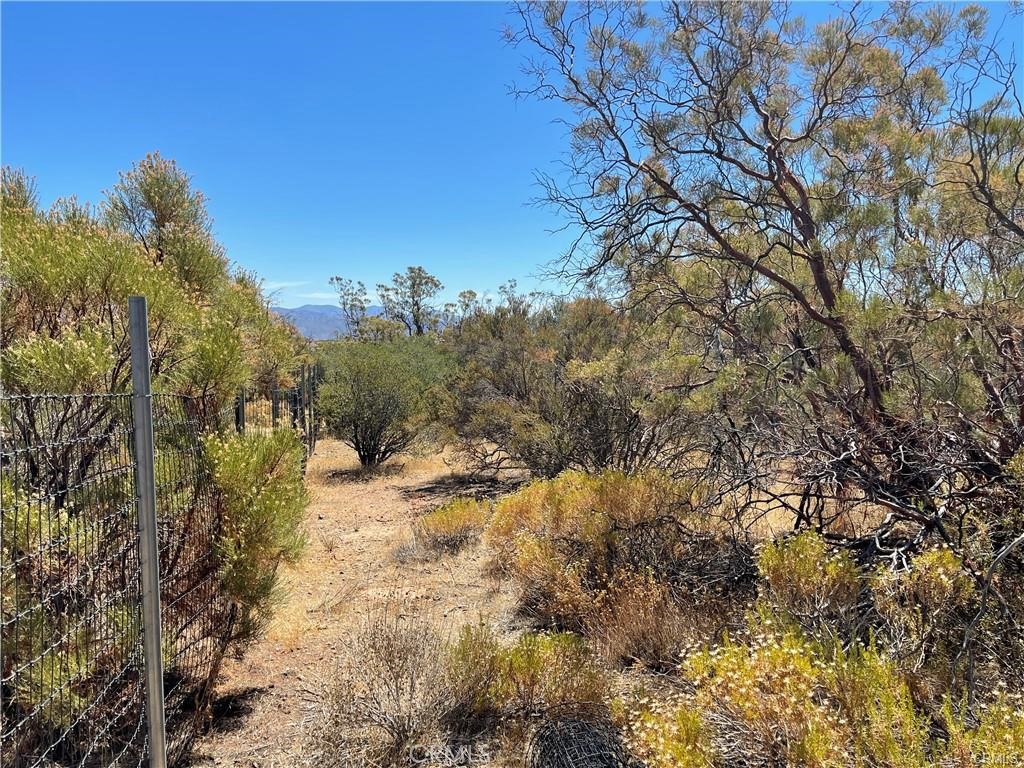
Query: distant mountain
xmin=272 ymin=304 xmax=384 ymax=340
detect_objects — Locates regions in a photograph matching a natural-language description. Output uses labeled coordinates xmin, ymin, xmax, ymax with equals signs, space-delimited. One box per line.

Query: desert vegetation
xmin=3 ymin=1 xmax=1022 ymax=767
xmin=310 ymin=2 xmax=1023 ymax=766
xmin=0 ymin=156 xmax=310 ymax=763
xmin=318 ymin=334 xmax=449 ymax=468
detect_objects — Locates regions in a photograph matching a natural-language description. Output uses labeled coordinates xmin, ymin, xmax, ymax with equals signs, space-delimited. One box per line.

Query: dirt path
xmin=190 ymin=439 xmax=517 ymax=767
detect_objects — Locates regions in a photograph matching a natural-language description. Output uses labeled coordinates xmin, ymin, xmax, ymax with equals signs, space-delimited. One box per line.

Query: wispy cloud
xmin=296 ymin=291 xmax=337 ymax=302
xmin=264 ymin=280 xmax=310 ymax=292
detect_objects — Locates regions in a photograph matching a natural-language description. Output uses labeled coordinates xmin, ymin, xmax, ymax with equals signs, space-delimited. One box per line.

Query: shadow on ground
xmin=320 ymin=463 xmax=407 ymax=484
xmin=400 ymin=473 xmax=527 ymax=504
xmin=206 ymin=687 xmax=267 ymax=734
xmin=186 ymin=687 xmax=268 ymax=766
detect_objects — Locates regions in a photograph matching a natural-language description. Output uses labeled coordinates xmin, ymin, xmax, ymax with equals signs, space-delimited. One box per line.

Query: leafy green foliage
xmin=656 ymin=615 xmax=1024 ymax=768
xmin=1 ymin=157 xmax=310 ymax=761
xmin=318 ymin=336 xmax=449 ymax=467
xmin=205 ymin=429 xmax=308 ymax=645
xmin=444 ymin=289 xmax=694 ymax=476
xmin=1 ymin=155 xmax=305 ymax=402
xmin=620 ymin=696 xmax=716 ymax=768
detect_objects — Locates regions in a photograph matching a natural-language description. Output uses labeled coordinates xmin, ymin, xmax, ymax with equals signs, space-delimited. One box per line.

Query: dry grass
xmin=412 ymin=497 xmax=489 ymax=554
xmin=587 ymin=573 xmax=695 ymax=672
xmin=189 ymin=440 xmax=518 ymax=767
xmin=310 ymin=600 xmax=453 ymax=768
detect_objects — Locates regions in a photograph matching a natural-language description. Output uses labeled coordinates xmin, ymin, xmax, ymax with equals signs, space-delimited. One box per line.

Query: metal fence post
xmin=299 ymin=364 xmax=307 ymax=433
xmin=128 ymin=296 xmax=169 ymax=768
xmin=271 ymin=389 xmax=279 ymax=427
xmin=235 ymin=389 xmax=246 ymax=433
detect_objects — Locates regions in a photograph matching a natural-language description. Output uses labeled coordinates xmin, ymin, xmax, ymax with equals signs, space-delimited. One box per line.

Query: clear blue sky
xmin=3 ymin=2 xmax=1020 ymax=308
xmin=1 ymin=1 xmax=576 ymax=307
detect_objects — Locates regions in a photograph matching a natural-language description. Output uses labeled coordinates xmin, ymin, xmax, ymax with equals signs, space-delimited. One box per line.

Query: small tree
xmin=103 ymin=152 xmax=212 ymax=267
xmin=318 ymin=337 xmax=448 ymax=467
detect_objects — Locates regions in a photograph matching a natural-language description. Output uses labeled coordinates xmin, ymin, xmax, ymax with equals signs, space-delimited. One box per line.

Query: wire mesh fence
xmin=1 ymin=373 xmax=319 ymax=767
xmin=234 ymin=364 xmax=322 ymax=457
xmin=150 ymin=395 xmax=232 ymax=762
xmin=0 ymin=393 xmax=233 ymax=767
xmin=1 ymin=394 xmax=146 ymax=768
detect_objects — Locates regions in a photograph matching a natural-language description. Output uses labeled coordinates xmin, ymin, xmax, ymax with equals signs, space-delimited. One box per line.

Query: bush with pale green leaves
xmin=318 ymin=336 xmax=450 ymax=467
xmin=1 ymin=159 xmax=309 ymax=760
xmin=204 ymin=428 xmax=308 ymax=645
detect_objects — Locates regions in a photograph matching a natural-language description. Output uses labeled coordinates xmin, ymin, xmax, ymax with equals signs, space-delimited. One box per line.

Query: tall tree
xmin=512 ymin=0 xmax=1024 ymax=688
xmin=377 ymin=266 xmax=443 ymax=335
xmin=329 ymin=276 xmax=370 ymax=336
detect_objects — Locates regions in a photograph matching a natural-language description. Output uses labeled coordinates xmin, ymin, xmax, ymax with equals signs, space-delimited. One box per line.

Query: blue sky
xmin=1 ymin=2 xmax=575 ymax=307
xmin=2 ymin=2 xmax=1021 ymax=308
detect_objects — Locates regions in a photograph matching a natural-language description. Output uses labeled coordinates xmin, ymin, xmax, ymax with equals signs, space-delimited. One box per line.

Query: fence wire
xmin=0 ymin=376 xmax=322 ymax=768
xmin=150 ymin=394 xmax=231 ymax=763
xmin=1 ymin=394 xmax=149 ymax=768
xmin=235 ymin=365 xmax=322 ymax=457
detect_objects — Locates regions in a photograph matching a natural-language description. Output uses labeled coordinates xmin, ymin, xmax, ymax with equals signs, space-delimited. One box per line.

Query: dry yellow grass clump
xmin=413 ymin=497 xmax=489 ymax=553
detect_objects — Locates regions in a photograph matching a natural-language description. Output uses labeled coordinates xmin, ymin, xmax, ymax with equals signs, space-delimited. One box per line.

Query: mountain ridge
xmin=272 ymin=303 xmax=384 ymax=340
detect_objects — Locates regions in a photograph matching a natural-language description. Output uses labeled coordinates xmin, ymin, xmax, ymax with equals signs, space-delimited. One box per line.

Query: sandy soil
xmin=189 ymin=439 xmax=519 ymax=767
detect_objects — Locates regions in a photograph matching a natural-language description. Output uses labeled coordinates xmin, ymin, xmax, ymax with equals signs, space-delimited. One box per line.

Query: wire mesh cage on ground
xmin=525 ymin=707 xmax=638 ymax=768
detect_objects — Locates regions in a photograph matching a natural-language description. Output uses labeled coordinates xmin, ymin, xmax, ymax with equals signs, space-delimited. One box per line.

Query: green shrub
xmin=487 ymin=470 xmax=683 ymax=605
xmin=684 ymin=627 xmax=850 ymax=767
xmin=445 ymin=622 xmax=505 ymax=725
xmin=619 ymin=694 xmax=716 ymax=768
xmin=14 ymin=640 xmax=93 ymax=731
xmin=443 ymin=290 xmax=694 ymax=477
xmin=205 ymin=428 xmax=308 ymax=644
xmin=1 ymin=158 xmax=306 ymax=762
xmin=872 ymin=548 xmax=975 ymax=691
xmin=318 ymin=337 xmax=449 ymax=467
xmin=446 ymin=625 xmax=608 ymax=721
xmin=413 ymin=497 xmax=488 ymax=554
xmin=492 ymin=631 xmax=607 ymax=716
xmin=669 ymin=614 xmax=1024 ymax=768
xmin=1 ymin=159 xmax=304 ymax=404
xmin=758 ymin=531 xmax=862 ymax=639
xmin=943 ymin=694 xmax=1024 ymax=766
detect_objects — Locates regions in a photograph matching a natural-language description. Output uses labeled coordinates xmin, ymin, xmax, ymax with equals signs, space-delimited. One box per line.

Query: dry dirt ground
xmin=189 ymin=439 xmax=520 ymax=767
